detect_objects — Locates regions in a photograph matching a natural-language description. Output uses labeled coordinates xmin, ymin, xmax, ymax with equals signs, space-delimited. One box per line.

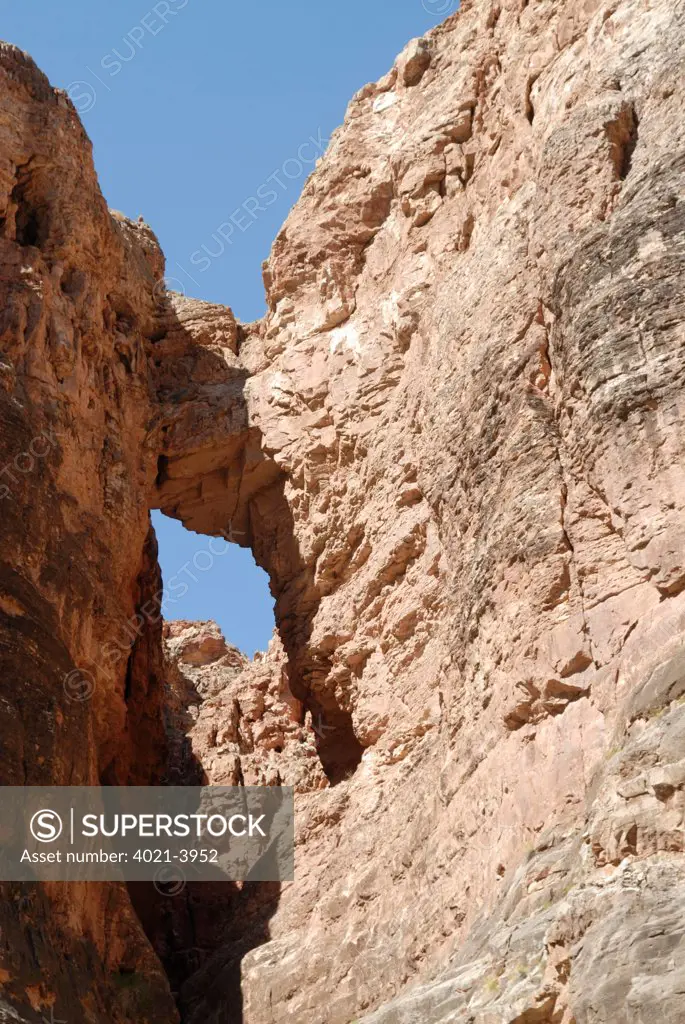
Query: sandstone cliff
xmin=0 ymin=0 xmax=684 ymax=1021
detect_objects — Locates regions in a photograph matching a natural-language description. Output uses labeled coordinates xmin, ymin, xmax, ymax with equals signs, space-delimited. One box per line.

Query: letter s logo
xmin=30 ymin=809 xmax=63 ymax=843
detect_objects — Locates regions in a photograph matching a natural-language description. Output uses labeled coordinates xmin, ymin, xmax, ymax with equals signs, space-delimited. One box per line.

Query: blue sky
xmin=3 ymin=0 xmax=455 ymax=653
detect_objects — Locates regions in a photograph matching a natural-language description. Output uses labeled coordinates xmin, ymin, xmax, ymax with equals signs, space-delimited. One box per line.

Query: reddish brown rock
xmin=159 ymin=1 xmax=685 ymax=1020
xmin=162 ymin=621 xmax=326 ymax=791
xmin=0 ymin=41 xmax=176 ymax=1024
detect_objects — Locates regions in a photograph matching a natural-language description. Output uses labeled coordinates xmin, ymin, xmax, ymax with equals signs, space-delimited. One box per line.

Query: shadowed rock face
xmin=0 ymin=0 xmax=684 ymax=1021
xmin=0 ymin=42 xmax=177 ymax=1024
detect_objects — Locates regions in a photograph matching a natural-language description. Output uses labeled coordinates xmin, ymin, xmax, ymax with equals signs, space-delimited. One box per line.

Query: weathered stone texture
xmin=219 ymin=2 xmax=685 ymax=1020
xmin=0 ymin=42 xmax=176 ymax=1024
xmin=162 ymin=621 xmax=326 ymax=791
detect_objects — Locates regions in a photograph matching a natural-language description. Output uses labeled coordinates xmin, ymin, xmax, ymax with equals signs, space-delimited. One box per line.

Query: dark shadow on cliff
xmin=148 ymin=292 xmax=364 ymax=785
xmin=128 ymin=291 xmax=360 ymax=1022
xmin=131 ymin=880 xmax=281 ymax=1024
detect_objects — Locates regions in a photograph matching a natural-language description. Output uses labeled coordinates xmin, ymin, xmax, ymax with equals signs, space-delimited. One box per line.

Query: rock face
xmin=0 ymin=0 xmax=684 ymax=1022
xmin=0 ymin=43 xmax=176 ymax=1024
xmin=162 ymin=620 xmax=326 ymax=791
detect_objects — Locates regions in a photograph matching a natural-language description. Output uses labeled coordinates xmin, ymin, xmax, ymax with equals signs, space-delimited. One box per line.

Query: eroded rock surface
xmin=162 ymin=621 xmax=326 ymax=791
xmin=0 ymin=43 xmax=175 ymax=1024
xmin=0 ymin=0 xmax=684 ymax=1021
xmin=177 ymin=2 xmax=685 ymax=1021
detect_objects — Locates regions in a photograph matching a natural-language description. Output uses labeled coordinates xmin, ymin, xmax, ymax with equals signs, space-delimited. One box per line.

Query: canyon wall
xmin=0 ymin=42 xmax=176 ymax=1024
xmin=0 ymin=0 xmax=684 ymax=1021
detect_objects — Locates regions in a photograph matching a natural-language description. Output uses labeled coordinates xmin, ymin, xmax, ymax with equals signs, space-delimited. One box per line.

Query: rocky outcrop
xmin=162 ymin=621 xmax=326 ymax=791
xmin=170 ymin=1 xmax=685 ymax=1020
xmin=0 ymin=0 xmax=684 ymax=1021
xmin=133 ymin=623 xmax=327 ymax=1018
xmin=0 ymin=43 xmax=176 ymax=1024
xmin=357 ymin=648 xmax=685 ymax=1023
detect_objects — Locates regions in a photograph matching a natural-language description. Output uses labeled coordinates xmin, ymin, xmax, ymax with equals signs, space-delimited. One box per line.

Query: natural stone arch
xmin=149 ymin=292 xmax=364 ymax=783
